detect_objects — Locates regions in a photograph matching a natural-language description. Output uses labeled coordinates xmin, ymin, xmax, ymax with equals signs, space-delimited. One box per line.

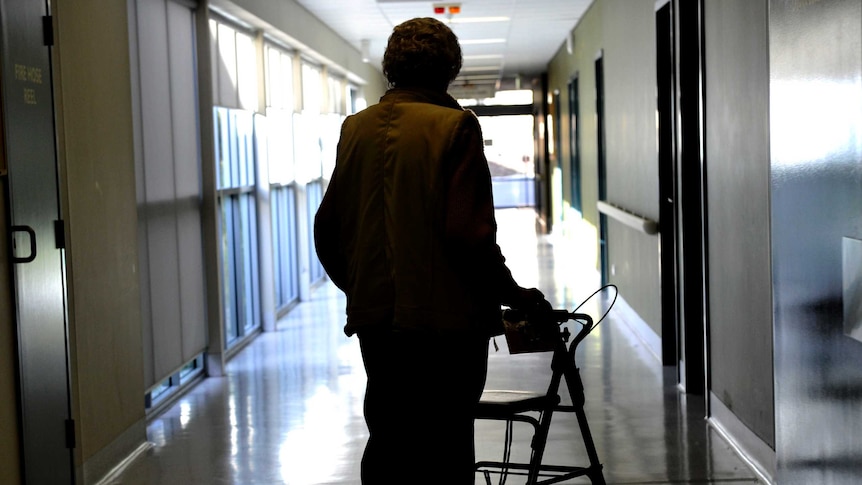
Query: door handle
xmin=10 ymin=225 xmax=37 ymax=263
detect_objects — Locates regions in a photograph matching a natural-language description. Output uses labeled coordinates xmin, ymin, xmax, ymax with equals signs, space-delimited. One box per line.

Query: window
xmin=265 ymin=43 xmax=301 ymax=311
xmin=214 ymin=107 xmax=261 ymax=347
xmin=210 ymin=18 xmax=257 ymax=110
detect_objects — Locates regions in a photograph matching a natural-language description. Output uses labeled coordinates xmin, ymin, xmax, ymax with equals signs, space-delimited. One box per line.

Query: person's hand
xmin=509 ymin=287 xmax=550 ymax=312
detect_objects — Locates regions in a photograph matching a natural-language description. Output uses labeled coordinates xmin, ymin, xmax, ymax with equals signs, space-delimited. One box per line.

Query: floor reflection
xmin=110 ymin=208 xmax=760 ymax=484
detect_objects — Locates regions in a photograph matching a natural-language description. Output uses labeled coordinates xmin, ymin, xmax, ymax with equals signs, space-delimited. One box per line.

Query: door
xmin=675 ymin=0 xmax=707 ymax=396
xmin=568 ymin=76 xmax=582 ymax=216
xmin=657 ymin=0 xmax=708 ymax=395
xmin=655 ymin=0 xmax=708 ymax=394
xmin=595 ymin=53 xmax=609 ymax=286
xmin=656 ymin=0 xmax=679 ymax=367
xmin=0 ymin=1 xmax=74 ymax=483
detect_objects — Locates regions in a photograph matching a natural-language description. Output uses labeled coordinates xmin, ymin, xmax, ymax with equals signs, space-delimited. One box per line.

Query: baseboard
xmin=708 ymin=392 xmax=776 ymax=484
xmin=611 ymin=294 xmax=662 ymax=364
xmin=80 ymin=419 xmax=150 ymax=485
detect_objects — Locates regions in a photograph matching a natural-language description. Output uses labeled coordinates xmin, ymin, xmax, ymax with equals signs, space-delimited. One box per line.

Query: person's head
xmin=382 ymin=17 xmax=462 ymax=92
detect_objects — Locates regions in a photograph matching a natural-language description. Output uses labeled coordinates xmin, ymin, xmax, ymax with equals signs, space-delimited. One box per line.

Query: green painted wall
xmin=547 ymin=0 xmax=662 ymax=337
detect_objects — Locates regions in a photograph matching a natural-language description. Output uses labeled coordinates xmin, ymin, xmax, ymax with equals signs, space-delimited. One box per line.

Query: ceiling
xmin=293 ymin=0 xmax=595 ymax=97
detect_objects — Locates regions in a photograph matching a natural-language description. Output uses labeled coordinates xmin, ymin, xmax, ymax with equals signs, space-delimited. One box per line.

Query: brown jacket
xmin=314 ymin=87 xmax=520 ymax=337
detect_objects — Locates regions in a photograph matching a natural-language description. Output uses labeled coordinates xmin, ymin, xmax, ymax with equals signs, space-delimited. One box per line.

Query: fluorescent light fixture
xmin=360 ymin=39 xmax=370 ymax=63
xmin=460 ymin=38 xmax=506 ymax=45
xmin=456 ymin=74 xmax=501 ymax=81
xmin=450 ymin=16 xmax=510 ymax=23
xmin=463 ymin=54 xmax=504 ymax=60
xmin=460 ymin=65 xmax=502 ymax=72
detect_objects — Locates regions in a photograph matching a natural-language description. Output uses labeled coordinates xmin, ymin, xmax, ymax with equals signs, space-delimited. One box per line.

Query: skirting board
xmin=612 ymin=294 xmax=662 ymax=364
xmin=709 ymin=391 xmax=776 ymax=484
xmin=80 ymin=418 xmax=150 ymax=485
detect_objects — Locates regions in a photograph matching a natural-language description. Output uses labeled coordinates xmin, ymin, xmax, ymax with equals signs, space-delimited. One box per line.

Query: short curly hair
xmin=382 ymin=17 xmax=462 ymax=91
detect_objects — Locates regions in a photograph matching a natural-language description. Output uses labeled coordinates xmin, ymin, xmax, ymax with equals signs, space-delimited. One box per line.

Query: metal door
xmin=0 ymin=0 xmax=73 ymax=483
xmin=673 ymin=0 xmax=707 ymax=396
xmin=595 ymin=53 xmax=609 ymax=286
xmin=655 ymin=0 xmax=680 ymax=367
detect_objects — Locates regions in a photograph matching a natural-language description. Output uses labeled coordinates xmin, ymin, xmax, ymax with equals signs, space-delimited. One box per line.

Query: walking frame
xmin=475 ymin=306 xmax=607 ymax=485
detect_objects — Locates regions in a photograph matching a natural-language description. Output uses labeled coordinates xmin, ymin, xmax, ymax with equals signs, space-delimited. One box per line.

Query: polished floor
xmin=109 ymin=208 xmax=762 ymax=484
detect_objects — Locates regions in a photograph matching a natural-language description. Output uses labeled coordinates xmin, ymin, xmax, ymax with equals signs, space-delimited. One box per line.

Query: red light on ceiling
xmin=434 ymin=6 xmax=445 ymax=14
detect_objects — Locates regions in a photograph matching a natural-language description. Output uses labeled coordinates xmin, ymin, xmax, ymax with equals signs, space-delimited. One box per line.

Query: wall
xmin=770 ymin=0 xmax=862 ymax=482
xmin=549 ymin=0 xmax=777 ymax=476
xmin=53 ymin=0 xmax=147 ymax=482
xmin=548 ymin=0 xmax=662 ymax=338
xmin=703 ymin=0 xmax=774 ymax=454
xmin=599 ymin=0 xmax=661 ymax=336
xmin=548 ymin=1 xmax=600 ymax=236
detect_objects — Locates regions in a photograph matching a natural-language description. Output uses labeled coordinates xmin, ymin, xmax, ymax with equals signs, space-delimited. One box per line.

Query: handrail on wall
xmin=597 ymin=200 xmax=659 ymax=235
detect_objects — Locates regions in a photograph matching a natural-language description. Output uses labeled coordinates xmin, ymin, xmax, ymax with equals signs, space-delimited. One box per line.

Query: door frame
xmin=656 ymin=0 xmax=709 ymax=397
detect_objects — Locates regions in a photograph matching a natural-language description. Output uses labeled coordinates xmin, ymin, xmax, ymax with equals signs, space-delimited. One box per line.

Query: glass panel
xmin=306 ymin=180 xmax=324 ymax=283
xmin=457 ymin=88 xmax=533 ymax=107
xmin=216 ymin=23 xmax=239 ymax=108
xmin=272 ymin=187 xmax=283 ymax=305
xmin=215 ymin=107 xmax=231 ymax=189
xmin=321 ymin=113 xmax=342 ymax=180
xmin=235 ymin=31 xmax=258 ymax=111
xmin=266 ymin=47 xmax=280 ymax=109
xmin=301 ymin=62 xmax=322 ymax=114
xmin=272 ymin=185 xmax=299 ymax=308
xmin=284 ymin=187 xmax=298 ymax=303
xmin=478 ymin=114 xmax=536 ymax=208
xmin=209 ymin=19 xmax=219 ymax=102
xmin=179 ymin=357 xmax=198 ymax=379
xmin=245 ymin=195 xmax=260 ymax=332
xmin=235 ymin=111 xmax=254 ymax=187
xmin=265 ymin=46 xmax=295 ymax=112
xmin=149 ymin=379 xmax=171 ymax=402
xmin=239 ymin=195 xmax=254 ymax=333
xmin=266 ymin=109 xmax=294 ymax=184
xmin=245 ymin=119 xmax=255 ymax=187
xmin=349 ymin=85 xmax=367 ymax=113
xmin=293 ymin=112 xmax=322 ymax=183
xmin=229 ymin=111 xmax=240 ymax=188
xmin=221 ymin=196 xmax=238 ymax=344
xmin=280 ymin=53 xmax=294 ymax=113
xmin=327 ymin=76 xmax=343 ymax=114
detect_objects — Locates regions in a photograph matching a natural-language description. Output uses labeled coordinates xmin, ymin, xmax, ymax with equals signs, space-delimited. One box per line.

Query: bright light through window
xmin=458 ymin=89 xmax=533 ymax=106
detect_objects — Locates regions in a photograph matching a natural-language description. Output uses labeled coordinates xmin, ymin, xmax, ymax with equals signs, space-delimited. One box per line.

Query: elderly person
xmin=314 ymin=17 xmax=546 ymax=484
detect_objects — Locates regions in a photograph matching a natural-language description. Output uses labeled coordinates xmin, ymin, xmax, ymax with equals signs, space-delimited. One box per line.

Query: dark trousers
xmin=358 ymin=329 xmax=489 ymax=484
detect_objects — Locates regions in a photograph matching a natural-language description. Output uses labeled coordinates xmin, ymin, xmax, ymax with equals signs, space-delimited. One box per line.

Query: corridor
xmin=108 ymin=209 xmax=761 ymax=484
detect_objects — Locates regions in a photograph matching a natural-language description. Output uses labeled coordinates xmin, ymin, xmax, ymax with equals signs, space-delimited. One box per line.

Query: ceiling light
xmin=460 ymin=38 xmax=506 ymax=45
xmin=460 ymin=65 xmax=502 ymax=72
xmin=463 ymin=54 xmax=504 ymax=60
xmin=457 ymin=74 xmax=501 ymax=81
xmin=360 ymin=39 xmax=370 ymax=63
